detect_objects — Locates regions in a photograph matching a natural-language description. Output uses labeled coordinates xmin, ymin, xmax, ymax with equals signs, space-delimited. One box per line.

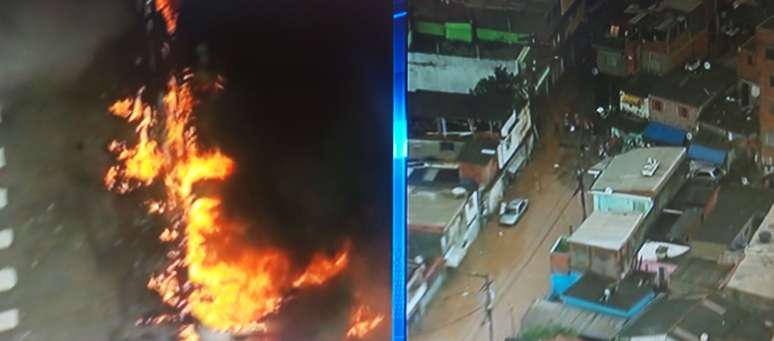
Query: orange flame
xmin=179 ymin=325 xmax=200 ymax=341
xmin=155 ymin=0 xmax=179 ymax=35
xmin=346 ymin=305 xmax=385 ymax=339
xmin=104 ymin=91 xmax=164 ymax=192
xmin=105 ymin=75 xmax=351 ymax=339
xmin=293 ymin=240 xmax=351 ymax=288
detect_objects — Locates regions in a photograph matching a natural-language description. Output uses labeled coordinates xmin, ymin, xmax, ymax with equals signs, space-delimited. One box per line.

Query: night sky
xmin=174 ymin=0 xmax=392 ymax=264
xmin=175 ymin=0 xmax=393 ymax=337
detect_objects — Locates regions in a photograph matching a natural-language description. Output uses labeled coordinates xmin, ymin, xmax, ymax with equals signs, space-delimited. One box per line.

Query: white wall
xmin=620 ymin=91 xmax=650 ymax=119
xmin=485 ymin=174 xmax=506 ymax=216
xmin=497 ymin=106 xmax=532 ymax=169
xmin=443 ymin=191 xmax=480 ymax=268
xmin=408 ymin=52 xmax=520 ymax=94
xmin=630 ymin=335 xmax=670 ymax=341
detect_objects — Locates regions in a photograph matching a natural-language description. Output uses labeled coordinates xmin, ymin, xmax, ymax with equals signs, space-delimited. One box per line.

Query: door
xmin=741 ymin=82 xmax=750 ymax=107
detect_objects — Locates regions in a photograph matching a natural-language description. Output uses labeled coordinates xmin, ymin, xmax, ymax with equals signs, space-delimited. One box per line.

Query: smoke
xmin=168 ymin=1 xmax=391 ymax=338
xmin=0 ymin=0 xmax=131 ymax=95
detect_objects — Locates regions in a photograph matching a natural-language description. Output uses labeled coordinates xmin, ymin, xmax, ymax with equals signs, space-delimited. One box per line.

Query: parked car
xmin=689 ymin=166 xmax=725 ymax=182
xmin=499 ymin=198 xmax=529 ymax=226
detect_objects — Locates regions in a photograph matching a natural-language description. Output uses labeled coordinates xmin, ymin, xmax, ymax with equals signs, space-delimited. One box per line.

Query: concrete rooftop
xmin=726 ymin=203 xmax=774 ymax=302
xmin=566 ymin=211 xmax=645 ymax=251
xmin=408 ymin=187 xmax=466 ymax=228
xmin=591 ymin=147 xmax=686 ymax=196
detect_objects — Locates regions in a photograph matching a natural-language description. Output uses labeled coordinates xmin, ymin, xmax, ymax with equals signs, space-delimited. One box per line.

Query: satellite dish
xmin=704 ymin=61 xmax=711 ymax=70
xmin=605 ymin=187 xmax=614 ymax=194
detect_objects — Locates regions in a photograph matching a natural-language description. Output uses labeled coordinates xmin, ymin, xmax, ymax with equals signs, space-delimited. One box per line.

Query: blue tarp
xmin=550 ymin=272 xmax=582 ymax=297
xmin=642 ymin=122 xmax=686 ymax=145
xmin=688 ymin=144 xmax=726 ymax=166
xmin=561 ymin=292 xmax=657 ymax=319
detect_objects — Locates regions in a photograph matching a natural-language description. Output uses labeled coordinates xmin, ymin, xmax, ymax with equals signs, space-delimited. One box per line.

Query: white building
xmin=408 ymin=52 xmax=521 ymax=94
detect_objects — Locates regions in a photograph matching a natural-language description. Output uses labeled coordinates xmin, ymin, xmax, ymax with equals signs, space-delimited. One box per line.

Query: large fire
xmin=105 ymin=74 xmax=352 ymax=339
xmin=106 ymin=2 xmax=383 ymax=339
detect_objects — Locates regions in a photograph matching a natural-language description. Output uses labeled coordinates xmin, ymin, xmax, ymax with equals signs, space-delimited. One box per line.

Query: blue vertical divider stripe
xmin=393 ymin=1 xmax=408 ymax=340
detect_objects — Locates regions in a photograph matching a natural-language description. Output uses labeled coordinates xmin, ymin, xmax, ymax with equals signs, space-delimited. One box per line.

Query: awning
xmin=688 ymin=144 xmax=726 ymax=166
xmin=637 ymin=241 xmax=691 ymax=262
xmin=643 ymin=122 xmax=686 ymax=145
xmin=621 ymin=93 xmax=643 ymax=106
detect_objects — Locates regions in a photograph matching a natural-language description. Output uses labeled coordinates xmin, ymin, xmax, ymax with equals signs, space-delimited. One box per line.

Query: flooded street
xmin=409 ymin=71 xmax=597 ymax=341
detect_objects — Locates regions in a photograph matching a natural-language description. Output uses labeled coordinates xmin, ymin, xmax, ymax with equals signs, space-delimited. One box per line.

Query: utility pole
xmin=509 ymin=305 xmax=517 ymax=338
xmin=577 ymin=141 xmax=588 ymax=220
xmin=577 ymin=168 xmax=587 ymax=220
xmin=471 ymin=272 xmax=495 ymax=341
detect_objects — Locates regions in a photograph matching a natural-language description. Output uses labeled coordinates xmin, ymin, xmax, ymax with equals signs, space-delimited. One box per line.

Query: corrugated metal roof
xmin=693 ymin=186 xmax=774 ymax=245
xmin=621 ymin=294 xmax=772 ymax=340
xmin=521 ymin=299 xmax=627 ymax=340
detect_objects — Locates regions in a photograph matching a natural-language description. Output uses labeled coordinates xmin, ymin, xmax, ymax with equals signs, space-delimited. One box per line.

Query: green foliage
xmin=518 ymin=325 xmax=577 ymax=341
xmin=555 ymin=237 xmax=569 ymax=253
xmin=470 ymin=66 xmax=525 ymax=100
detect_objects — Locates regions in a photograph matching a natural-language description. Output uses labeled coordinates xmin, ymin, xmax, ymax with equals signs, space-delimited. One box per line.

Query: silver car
xmin=499 ymin=198 xmax=529 ymax=227
xmin=690 ymin=166 xmax=725 ymax=182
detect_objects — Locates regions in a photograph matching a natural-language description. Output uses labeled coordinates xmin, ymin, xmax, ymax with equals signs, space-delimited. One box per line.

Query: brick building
xmin=593 ymin=0 xmax=710 ymax=78
xmin=741 ymin=16 xmax=774 ymax=166
xmin=737 ymin=38 xmax=759 ymax=108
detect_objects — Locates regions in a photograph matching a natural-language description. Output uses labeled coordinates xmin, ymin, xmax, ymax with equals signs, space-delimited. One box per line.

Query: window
xmin=652 ymin=99 xmax=663 ymax=112
xmin=767 ymin=48 xmax=774 ymax=61
xmin=679 ymin=106 xmax=688 ymax=119
xmin=633 ymin=200 xmax=649 ymax=213
xmin=770 ymin=76 xmax=774 ymax=88
xmin=748 ymin=55 xmax=754 ymax=65
xmin=610 ymin=25 xmax=620 ymax=38
xmin=770 ymin=103 xmax=774 ymax=115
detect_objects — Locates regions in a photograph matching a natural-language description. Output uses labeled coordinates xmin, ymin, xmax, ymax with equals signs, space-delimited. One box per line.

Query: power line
xmin=410 ymin=306 xmax=483 ymax=337
xmin=462 ymin=182 xmax=580 ymax=341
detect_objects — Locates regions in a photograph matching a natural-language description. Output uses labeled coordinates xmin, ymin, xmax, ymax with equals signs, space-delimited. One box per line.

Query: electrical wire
xmin=410 ymin=306 xmax=483 ymax=337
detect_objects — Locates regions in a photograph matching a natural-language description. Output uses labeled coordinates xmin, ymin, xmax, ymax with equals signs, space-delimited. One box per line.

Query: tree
xmin=470 ymin=66 xmax=527 ymax=101
xmin=471 ymin=66 xmax=538 ymax=135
